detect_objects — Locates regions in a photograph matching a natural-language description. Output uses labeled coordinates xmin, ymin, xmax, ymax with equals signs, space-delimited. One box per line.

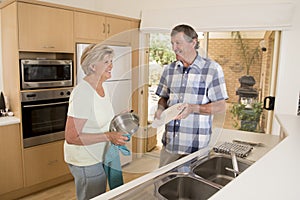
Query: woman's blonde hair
xmin=80 ymin=44 xmax=114 ymax=75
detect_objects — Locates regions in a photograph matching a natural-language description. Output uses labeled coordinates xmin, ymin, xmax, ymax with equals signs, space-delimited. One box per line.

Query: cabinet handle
xmin=107 ymin=24 xmax=110 ymax=34
xmin=103 ymin=23 xmax=106 ymax=34
xmin=23 ymin=101 xmax=69 ymax=108
xmin=48 ymin=159 xmax=58 ymax=165
xmin=43 ymin=46 xmax=55 ymax=49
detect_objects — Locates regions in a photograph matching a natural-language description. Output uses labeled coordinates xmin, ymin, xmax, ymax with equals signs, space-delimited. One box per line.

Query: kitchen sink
xmin=191 ymin=154 xmax=253 ymax=186
xmin=157 ymin=173 xmax=220 ymax=200
xmin=111 ymin=154 xmax=253 ymax=199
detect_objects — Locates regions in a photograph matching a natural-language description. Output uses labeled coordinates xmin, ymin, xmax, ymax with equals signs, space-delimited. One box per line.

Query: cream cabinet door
xmin=105 ymin=17 xmax=132 ymax=44
xmin=18 ymin=2 xmax=74 ymax=52
xmin=74 ymin=11 xmax=106 ymax=43
xmin=74 ymin=12 xmax=132 ymax=44
xmin=0 ymin=124 xmax=23 ymax=195
xmin=24 ymin=140 xmax=70 ymax=186
xmin=106 ymin=17 xmax=131 ymax=38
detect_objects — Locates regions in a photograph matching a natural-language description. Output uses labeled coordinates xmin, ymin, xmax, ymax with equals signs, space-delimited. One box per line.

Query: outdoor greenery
xmin=148 ymin=32 xmax=265 ymax=132
xmin=230 ymin=31 xmax=264 ymax=132
xmin=149 ymin=33 xmax=175 ymax=65
xmin=148 ymin=33 xmax=176 ymax=86
xmin=231 ymin=31 xmax=262 ymax=75
xmin=230 ymin=102 xmax=263 ymax=132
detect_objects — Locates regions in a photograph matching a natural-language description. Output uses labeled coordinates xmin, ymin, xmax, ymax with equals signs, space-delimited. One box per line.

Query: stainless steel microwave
xmin=20 ymin=59 xmax=73 ymax=89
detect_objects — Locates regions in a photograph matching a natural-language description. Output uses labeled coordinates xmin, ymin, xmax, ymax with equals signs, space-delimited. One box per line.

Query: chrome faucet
xmin=231 ymin=151 xmax=240 ymax=177
xmin=225 ymin=151 xmax=240 ymax=177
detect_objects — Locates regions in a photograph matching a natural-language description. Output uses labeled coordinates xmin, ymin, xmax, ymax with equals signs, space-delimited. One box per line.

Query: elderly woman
xmin=64 ymin=44 xmax=128 ymax=200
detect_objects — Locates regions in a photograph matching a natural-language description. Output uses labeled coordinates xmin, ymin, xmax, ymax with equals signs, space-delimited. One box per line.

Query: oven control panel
xmin=21 ymin=88 xmax=73 ymax=102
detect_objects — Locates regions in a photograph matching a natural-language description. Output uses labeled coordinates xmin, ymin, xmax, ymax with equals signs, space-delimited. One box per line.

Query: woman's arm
xmin=65 ymin=116 xmax=128 ymax=146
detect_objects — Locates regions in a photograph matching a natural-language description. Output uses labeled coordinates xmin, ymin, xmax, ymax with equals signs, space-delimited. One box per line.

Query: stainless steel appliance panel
xmin=21 ymin=88 xmax=72 ymax=148
xmin=20 ymin=59 xmax=73 ymax=89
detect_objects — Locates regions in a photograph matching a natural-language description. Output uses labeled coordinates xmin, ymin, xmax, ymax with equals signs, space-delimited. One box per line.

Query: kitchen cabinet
xmin=18 ymin=2 xmax=74 ymax=52
xmin=24 ymin=140 xmax=70 ymax=186
xmin=0 ymin=0 xmax=139 ymax=197
xmin=74 ymin=11 xmax=106 ymax=42
xmin=106 ymin=16 xmax=132 ymax=39
xmin=74 ymin=11 xmax=132 ymax=43
xmin=0 ymin=124 xmax=23 ymax=195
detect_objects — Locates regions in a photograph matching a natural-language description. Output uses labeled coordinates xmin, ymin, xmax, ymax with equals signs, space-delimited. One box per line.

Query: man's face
xmin=171 ymin=32 xmax=196 ymax=61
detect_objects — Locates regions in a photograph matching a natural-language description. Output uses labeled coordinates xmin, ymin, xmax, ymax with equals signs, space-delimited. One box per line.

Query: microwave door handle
xmin=23 ymin=101 xmax=69 ymax=108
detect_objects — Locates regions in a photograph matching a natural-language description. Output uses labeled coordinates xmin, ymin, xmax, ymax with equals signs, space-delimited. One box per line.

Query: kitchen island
xmin=210 ymin=114 xmax=300 ymax=200
xmin=94 ymin=116 xmax=294 ymax=199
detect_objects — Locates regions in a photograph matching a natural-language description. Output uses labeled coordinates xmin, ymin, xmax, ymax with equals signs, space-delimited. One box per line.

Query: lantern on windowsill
xmin=231 ymin=75 xmax=263 ymax=132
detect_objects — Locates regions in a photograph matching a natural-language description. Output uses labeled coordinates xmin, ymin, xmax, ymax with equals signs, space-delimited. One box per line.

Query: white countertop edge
xmin=0 ymin=116 xmax=20 ymax=126
xmin=210 ymin=114 xmax=300 ymax=200
xmin=92 ymin=148 xmax=210 ymax=199
xmin=95 ymin=114 xmax=300 ymax=199
xmin=275 ymin=114 xmax=300 ymax=137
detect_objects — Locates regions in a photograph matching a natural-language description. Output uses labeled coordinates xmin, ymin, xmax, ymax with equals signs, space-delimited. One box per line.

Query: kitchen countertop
xmin=95 ymin=124 xmax=283 ymax=199
xmin=214 ymin=129 xmax=280 ymax=162
xmin=210 ymin=114 xmax=300 ymax=200
xmin=0 ymin=116 xmax=20 ymax=126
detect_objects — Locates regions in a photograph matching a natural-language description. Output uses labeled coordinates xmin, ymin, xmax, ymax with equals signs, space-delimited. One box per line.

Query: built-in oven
xmin=21 ymin=88 xmax=72 ymax=148
xmin=20 ymin=59 xmax=73 ymax=90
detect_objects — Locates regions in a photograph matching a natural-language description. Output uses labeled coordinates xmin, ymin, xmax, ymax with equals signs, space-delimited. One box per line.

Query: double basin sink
xmin=113 ymin=153 xmax=253 ymax=199
xmin=157 ymin=153 xmax=253 ymax=199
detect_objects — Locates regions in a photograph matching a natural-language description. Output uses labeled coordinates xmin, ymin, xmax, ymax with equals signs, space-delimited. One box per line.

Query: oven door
xmin=21 ymin=98 xmax=69 ymax=148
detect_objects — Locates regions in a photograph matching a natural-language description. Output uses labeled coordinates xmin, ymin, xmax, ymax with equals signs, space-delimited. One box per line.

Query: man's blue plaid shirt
xmin=156 ymin=55 xmax=228 ymax=154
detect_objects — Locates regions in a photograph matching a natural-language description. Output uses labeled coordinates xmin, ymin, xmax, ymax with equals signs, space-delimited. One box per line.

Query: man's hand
xmin=155 ymin=97 xmax=168 ymax=120
xmin=154 ymin=105 xmax=165 ymax=120
xmin=175 ymin=103 xmax=192 ymax=120
xmin=175 ymin=100 xmax=226 ymax=119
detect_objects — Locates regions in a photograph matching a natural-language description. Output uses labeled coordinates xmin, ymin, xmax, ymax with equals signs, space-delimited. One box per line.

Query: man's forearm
xmin=191 ymin=100 xmax=226 ymax=115
xmin=157 ymin=97 xmax=168 ymax=110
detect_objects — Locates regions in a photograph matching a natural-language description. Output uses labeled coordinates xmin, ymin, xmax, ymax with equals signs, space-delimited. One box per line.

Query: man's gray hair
xmin=171 ymin=24 xmax=199 ymax=49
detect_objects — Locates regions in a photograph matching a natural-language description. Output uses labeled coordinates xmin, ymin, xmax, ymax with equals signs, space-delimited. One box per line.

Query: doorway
xmin=141 ymin=30 xmax=280 ymax=153
xmin=147 ymin=33 xmax=174 ymax=150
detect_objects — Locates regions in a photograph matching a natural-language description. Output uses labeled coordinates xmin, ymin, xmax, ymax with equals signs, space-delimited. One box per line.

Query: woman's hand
xmin=105 ymin=131 xmax=128 ymax=146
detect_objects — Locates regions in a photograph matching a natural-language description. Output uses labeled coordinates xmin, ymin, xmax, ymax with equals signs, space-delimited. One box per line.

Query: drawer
xmin=24 ymin=140 xmax=70 ymax=186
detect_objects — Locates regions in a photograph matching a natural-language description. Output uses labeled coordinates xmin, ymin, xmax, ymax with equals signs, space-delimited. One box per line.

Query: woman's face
xmin=94 ymin=54 xmax=113 ymax=81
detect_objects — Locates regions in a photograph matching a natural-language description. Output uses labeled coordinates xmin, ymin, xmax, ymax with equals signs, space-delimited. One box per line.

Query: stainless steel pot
xmin=109 ymin=111 xmax=140 ymax=135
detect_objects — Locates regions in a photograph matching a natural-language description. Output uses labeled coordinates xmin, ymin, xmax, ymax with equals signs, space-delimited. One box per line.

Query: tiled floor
xmin=123 ymin=147 xmax=160 ymax=178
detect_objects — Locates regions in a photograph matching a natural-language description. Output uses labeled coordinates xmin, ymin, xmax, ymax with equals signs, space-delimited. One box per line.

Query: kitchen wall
xmin=39 ymin=0 xmax=300 ymax=117
xmin=91 ymin=0 xmax=300 ymax=115
xmin=39 ymin=0 xmax=99 ymax=13
xmin=275 ymin=1 xmax=300 ymax=116
xmin=1 ymin=0 xmax=299 ymax=117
